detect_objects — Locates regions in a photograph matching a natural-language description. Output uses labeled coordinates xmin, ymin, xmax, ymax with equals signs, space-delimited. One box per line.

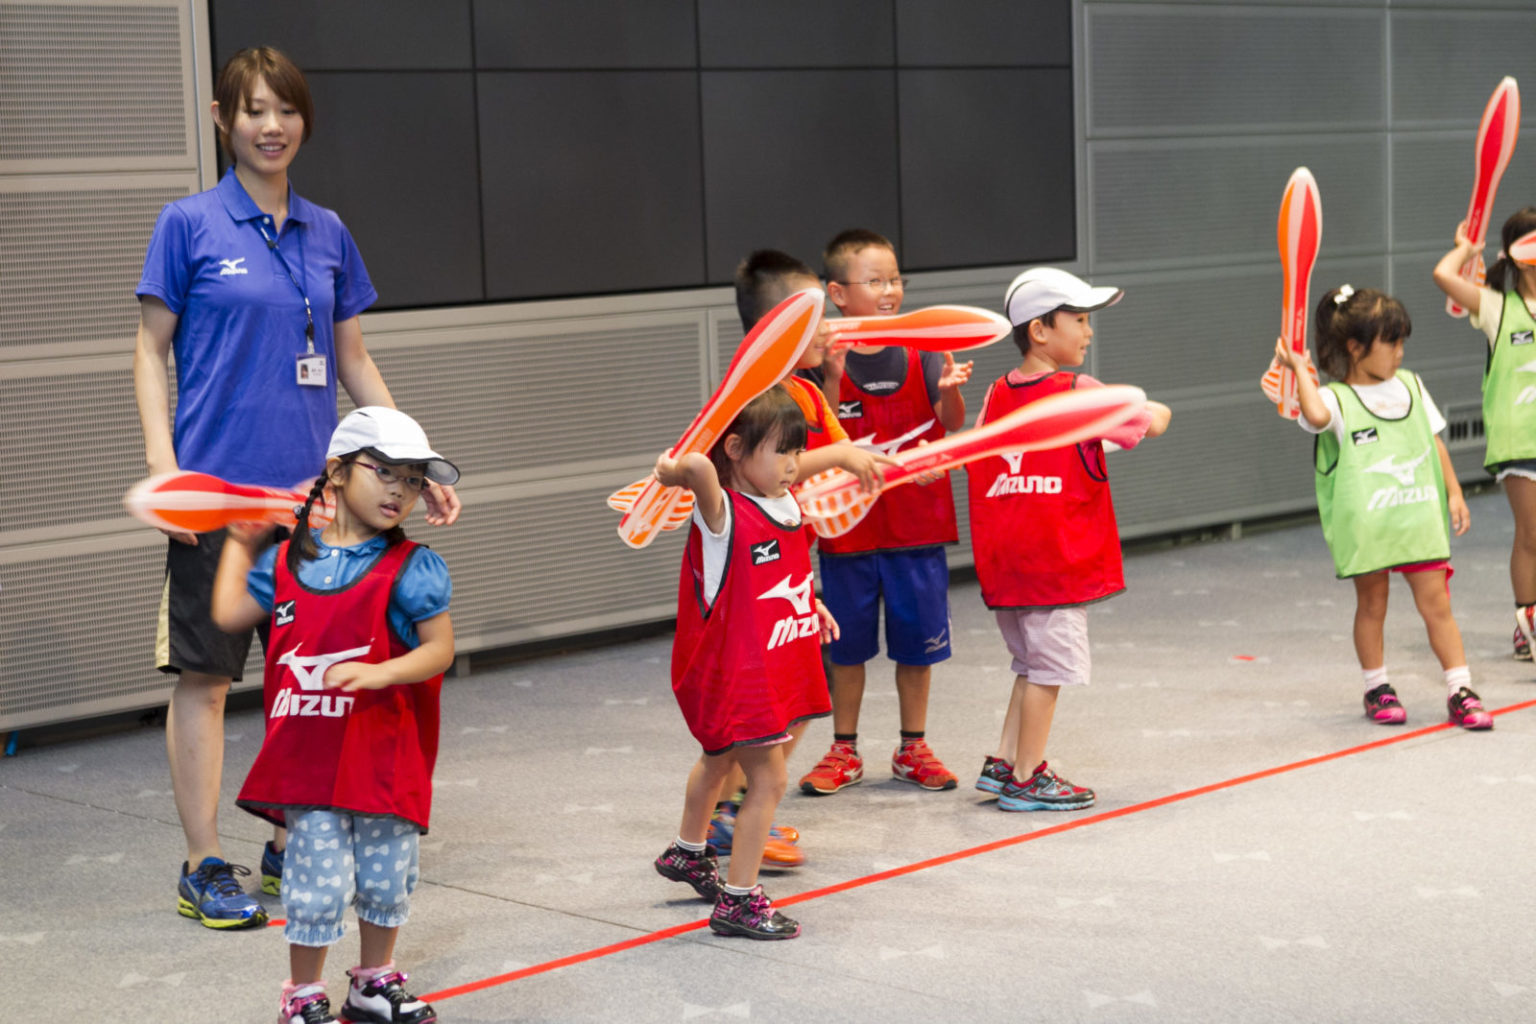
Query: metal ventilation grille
xmin=0 ymin=184 xmax=189 ymax=350
xmin=364 ymin=320 xmax=705 ymax=479
xmin=0 ymin=540 xmax=169 ymax=728
xmin=0 ymin=2 xmax=186 ymax=161
xmin=1 ymin=366 xmax=152 ymax=533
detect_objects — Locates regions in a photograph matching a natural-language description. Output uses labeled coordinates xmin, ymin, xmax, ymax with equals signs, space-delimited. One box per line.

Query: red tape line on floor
xmin=401 ymin=697 xmax=1533 ymax=1002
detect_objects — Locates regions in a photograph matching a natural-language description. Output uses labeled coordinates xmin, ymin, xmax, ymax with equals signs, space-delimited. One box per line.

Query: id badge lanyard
xmin=253 ymin=217 xmax=325 ymax=386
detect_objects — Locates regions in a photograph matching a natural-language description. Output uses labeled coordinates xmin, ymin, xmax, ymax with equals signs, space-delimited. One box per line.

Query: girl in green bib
xmin=1434 ymin=208 xmax=1536 ymax=662
xmin=1274 ymin=286 xmax=1490 ymax=730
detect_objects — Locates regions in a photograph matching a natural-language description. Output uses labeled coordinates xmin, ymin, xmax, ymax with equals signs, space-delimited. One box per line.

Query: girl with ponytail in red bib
xmin=652 ymin=388 xmax=838 ymax=940
xmin=212 ymin=407 xmax=458 ymax=1024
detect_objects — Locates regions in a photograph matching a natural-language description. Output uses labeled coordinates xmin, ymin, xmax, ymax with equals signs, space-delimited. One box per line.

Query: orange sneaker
xmin=707 ymin=802 xmax=805 ymax=867
xmin=798 ymin=742 xmax=864 ymax=795
xmin=891 ymin=738 xmax=957 ymax=790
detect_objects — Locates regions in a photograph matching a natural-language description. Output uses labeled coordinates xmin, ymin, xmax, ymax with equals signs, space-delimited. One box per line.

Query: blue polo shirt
xmin=137 ymin=169 xmax=378 ymax=487
xmin=247 ymin=532 xmax=451 ymax=648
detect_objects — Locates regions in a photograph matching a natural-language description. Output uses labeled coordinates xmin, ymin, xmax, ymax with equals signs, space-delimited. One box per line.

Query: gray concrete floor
xmin=6 ymin=489 xmax=1535 ymax=1023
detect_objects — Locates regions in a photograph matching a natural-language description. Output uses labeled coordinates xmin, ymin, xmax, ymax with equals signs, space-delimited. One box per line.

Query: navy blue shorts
xmin=818 ymin=547 xmax=951 ymax=666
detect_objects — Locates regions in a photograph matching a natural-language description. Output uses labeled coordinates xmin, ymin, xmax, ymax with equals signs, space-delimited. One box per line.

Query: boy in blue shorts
xmin=798 ymin=229 xmax=973 ymax=795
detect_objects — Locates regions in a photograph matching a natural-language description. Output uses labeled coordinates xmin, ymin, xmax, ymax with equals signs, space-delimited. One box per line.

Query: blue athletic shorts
xmin=819 ymin=547 xmax=951 ymax=666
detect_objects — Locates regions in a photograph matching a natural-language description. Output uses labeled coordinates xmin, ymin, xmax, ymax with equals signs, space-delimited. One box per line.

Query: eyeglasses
xmin=838 ymin=276 xmax=908 ymax=292
xmin=353 ymin=461 xmax=426 ymax=492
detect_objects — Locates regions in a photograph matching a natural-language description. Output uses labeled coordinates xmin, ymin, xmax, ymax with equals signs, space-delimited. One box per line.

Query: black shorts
xmin=156 ymin=529 xmax=279 ymax=681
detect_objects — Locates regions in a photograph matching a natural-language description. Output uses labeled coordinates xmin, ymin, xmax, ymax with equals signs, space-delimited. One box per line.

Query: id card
xmin=296 ymin=354 xmax=327 ymax=387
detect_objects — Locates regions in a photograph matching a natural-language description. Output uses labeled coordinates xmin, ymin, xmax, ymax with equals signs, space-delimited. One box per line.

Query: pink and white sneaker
xmin=1363 ymin=683 xmax=1407 ymax=725
xmin=1447 ymin=687 xmax=1493 ymax=730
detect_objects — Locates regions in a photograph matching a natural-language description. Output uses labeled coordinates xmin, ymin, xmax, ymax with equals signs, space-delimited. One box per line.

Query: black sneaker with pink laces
xmin=709 ymin=885 xmax=800 ymax=940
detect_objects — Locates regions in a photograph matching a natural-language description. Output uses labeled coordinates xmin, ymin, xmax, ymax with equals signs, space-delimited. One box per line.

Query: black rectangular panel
xmin=898 ymin=68 xmax=1074 ymax=269
xmin=701 ymin=70 xmax=900 ymax=283
xmin=473 ymin=0 xmax=696 ymax=68
xmin=698 ymin=0 xmax=894 ymax=68
xmin=478 ymin=72 xmax=705 ymax=298
xmin=212 ymin=0 xmax=472 ymax=70
xmin=896 ymin=0 xmax=1069 ymax=67
xmin=297 ymin=72 xmax=483 ymax=308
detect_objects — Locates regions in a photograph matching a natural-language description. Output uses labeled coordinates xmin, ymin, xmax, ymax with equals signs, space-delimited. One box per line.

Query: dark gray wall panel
xmin=473 ymin=0 xmax=695 ymax=68
xmin=700 ymin=70 xmax=898 ymax=282
xmin=1391 ymin=10 xmax=1536 ymax=125
xmin=298 ymin=72 xmax=482 ymax=308
xmin=211 ymin=0 xmax=471 ymax=70
xmin=699 ymin=1 xmax=893 ymax=68
xmin=1392 ymin=133 xmax=1536 ymax=252
xmin=1090 ymin=139 xmax=1386 ymax=271
xmin=896 ymin=0 xmax=1068 ymax=67
xmin=478 ymin=72 xmax=704 ymax=298
xmin=1086 ymin=6 xmax=1384 ymax=135
xmin=1391 ymin=250 xmax=1495 ymax=371
xmin=899 ymin=69 xmax=1073 ymax=270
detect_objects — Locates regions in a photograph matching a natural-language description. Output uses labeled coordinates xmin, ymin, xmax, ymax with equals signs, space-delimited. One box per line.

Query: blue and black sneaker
xmin=260 ymin=840 xmax=284 ymax=896
xmin=177 ymin=857 xmax=267 ymax=929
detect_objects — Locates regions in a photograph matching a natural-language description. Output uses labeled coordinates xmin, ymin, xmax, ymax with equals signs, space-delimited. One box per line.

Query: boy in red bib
xmin=969 ymin=269 xmax=1170 ymax=812
xmin=212 ymin=407 xmax=458 ymax=1024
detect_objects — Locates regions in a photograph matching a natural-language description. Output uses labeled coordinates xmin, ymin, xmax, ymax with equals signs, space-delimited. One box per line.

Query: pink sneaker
xmin=1516 ymin=607 xmax=1536 ymax=660
xmin=1363 ymin=683 xmax=1407 ymax=725
xmin=1447 ymin=687 xmax=1493 ymax=730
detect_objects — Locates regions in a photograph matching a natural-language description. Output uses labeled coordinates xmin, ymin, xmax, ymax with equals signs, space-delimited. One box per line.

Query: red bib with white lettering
xmin=672 ymin=491 xmax=831 ymax=755
xmin=820 ymin=348 xmax=957 ymax=554
xmin=237 ymin=540 xmax=442 ymax=830
xmin=967 ymin=370 xmax=1124 ymax=609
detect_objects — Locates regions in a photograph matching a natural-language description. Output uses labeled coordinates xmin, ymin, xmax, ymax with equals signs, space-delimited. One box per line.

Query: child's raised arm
xmin=655 ymin=450 xmax=728 ymax=534
xmin=1431 ymin=221 xmax=1484 ymax=318
xmin=1273 ymin=338 xmax=1332 ymax=430
xmin=796 ymin=441 xmax=893 ymax=494
xmin=210 ymin=524 xmax=273 ymax=634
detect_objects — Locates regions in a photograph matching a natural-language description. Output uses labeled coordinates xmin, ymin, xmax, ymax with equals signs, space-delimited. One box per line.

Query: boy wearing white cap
xmin=211 ymin=407 xmax=457 ymax=1024
xmin=968 ymin=269 xmax=1171 ymax=811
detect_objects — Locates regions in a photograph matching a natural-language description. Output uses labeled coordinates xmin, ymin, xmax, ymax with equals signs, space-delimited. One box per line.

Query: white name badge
xmin=296 ymin=354 xmax=328 ymax=387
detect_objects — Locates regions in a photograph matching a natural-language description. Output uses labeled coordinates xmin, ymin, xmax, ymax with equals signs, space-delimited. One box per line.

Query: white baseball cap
xmin=1004 ymin=267 xmax=1124 ymax=326
xmin=327 ymin=407 xmax=460 ymax=485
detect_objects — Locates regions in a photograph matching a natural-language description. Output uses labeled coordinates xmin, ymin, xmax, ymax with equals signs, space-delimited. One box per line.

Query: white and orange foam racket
xmin=1260 ymin=167 xmax=1323 ymax=419
xmin=125 ymin=471 xmax=334 ymax=534
xmin=1509 ymin=227 xmax=1536 ymax=266
xmin=796 ymin=384 xmax=1146 ymax=538
xmin=1448 ymin=77 xmax=1520 ymax=318
xmin=825 ymin=305 xmax=1011 ymax=352
xmin=606 ymin=287 xmax=824 ymax=549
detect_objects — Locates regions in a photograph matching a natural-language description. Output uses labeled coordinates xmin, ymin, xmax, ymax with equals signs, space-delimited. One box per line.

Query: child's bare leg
xmin=289 ymin=944 xmax=327 ymax=985
xmin=1404 ymin=570 xmax=1466 ymax=670
xmin=894 ymin=663 xmax=931 ymax=732
xmin=995 ymin=676 xmax=1025 ymax=762
xmin=1351 ymin=572 xmax=1390 ymax=670
xmin=830 ymin=663 xmax=866 ymax=735
xmin=1011 ymin=680 xmax=1060 ymax=778
xmin=1506 ymin=477 xmax=1536 ymax=604
xmin=723 ymin=745 xmax=788 ymax=889
xmin=678 ymin=753 xmax=734 ymax=845
xmin=357 ymin=921 xmax=398 ymax=970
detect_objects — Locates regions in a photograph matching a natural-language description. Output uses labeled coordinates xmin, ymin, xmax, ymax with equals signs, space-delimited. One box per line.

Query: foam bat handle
xmin=825 ymin=305 xmax=1011 ymax=353
xmin=125 ymin=471 xmax=334 ymax=534
xmin=796 ymin=385 xmax=1147 ymax=538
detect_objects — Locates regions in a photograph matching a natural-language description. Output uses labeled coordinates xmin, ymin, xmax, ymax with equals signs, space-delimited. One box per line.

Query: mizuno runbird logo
xmin=758 ymin=573 xmax=814 ymax=615
xmin=277 ymin=642 xmax=373 ymax=691
xmin=759 ymin=572 xmax=818 ymax=651
xmin=218 ymin=257 xmax=248 ymax=276
xmin=1362 ymin=448 xmax=1429 ymax=487
xmin=850 ymin=420 xmax=936 ymax=457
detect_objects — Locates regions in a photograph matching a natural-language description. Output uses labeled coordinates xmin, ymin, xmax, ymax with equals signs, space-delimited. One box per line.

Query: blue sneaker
xmin=260 ymin=841 xmax=284 ymax=896
xmin=177 ymin=857 xmax=267 ymax=929
xmin=707 ymin=802 xmax=804 ymax=866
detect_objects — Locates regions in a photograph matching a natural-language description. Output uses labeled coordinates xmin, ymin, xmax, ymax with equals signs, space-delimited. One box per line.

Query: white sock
xmin=722 ymin=882 xmax=755 ymax=897
xmin=674 ymin=835 xmax=707 ymax=854
xmin=1362 ymin=666 xmax=1388 ymax=689
xmin=1444 ymin=666 xmax=1471 ymax=695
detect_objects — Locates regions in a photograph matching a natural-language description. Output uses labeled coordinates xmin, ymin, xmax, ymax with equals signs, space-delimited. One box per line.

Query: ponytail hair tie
xmin=1333 ymin=284 xmax=1355 ymax=306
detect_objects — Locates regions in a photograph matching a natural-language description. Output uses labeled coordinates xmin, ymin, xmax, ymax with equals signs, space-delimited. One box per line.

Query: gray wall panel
xmin=473 ymin=0 xmax=696 ymax=68
xmin=1391 ymin=250 xmax=1495 ymax=371
xmin=699 ymin=1 xmax=893 ymax=68
xmin=899 ymin=68 xmax=1075 ymax=269
xmin=701 ymin=70 xmax=898 ymax=283
xmin=1391 ymin=11 xmax=1536 ymax=125
xmin=1392 ymin=132 xmax=1536 ymax=253
xmin=1089 ymin=138 xmax=1387 ymax=270
xmin=300 ymin=72 xmax=482 ymax=308
xmin=1086 ymin=5 xmax=1384 ymax=136
xmin=895 ymin=0 xmax=1069 ymax=67
xmin=478 ymin=72 xmax=705 ymax=298
xmin=211 ymin=0 xmax=472 ymax=70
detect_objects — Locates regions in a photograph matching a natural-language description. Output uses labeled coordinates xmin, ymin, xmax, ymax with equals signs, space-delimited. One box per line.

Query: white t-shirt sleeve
xmin=1468 ymin=286 xmax=1505 ymax=346
xmin=1416 ymin=373 xmax=1448 ymax=435
xmin=1296 ymin=387 xmax=1345 ymax=443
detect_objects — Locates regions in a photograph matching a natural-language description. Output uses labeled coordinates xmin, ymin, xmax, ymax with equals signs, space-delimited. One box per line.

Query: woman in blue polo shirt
xmin=132 ymin=46 xmax=460 ymax=935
